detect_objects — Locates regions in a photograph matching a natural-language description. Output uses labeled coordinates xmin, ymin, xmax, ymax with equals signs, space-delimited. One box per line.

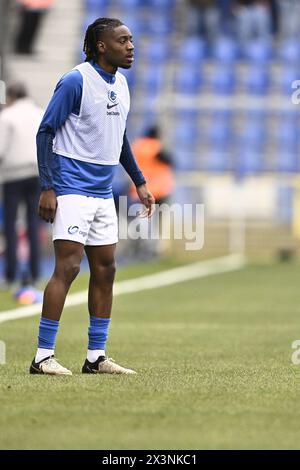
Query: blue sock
xmin=38 ymin=317 xmax=59 ymax=349
xmin=88 ymin=316 xmax=111 ymax=351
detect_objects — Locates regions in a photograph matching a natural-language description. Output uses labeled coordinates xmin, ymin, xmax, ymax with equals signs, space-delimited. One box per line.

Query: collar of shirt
xmin=90 ymin=61 xmax=116 ymax=84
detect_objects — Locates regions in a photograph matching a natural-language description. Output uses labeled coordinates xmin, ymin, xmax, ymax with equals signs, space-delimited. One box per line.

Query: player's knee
xmin=62 ymin=262 xmax=81 ymax=284
xmin=102 ymin=262 xmax=116 ymax=285
xmin=92 ymin=261 xmax=116 ymax=285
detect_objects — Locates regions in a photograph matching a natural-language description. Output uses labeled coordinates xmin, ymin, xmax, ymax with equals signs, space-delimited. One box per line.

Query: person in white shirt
xmin=0 ymin=82 xmax=44 ymax=289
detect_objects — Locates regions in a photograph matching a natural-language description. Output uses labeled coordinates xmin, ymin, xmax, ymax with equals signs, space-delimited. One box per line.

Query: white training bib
xmin=53 ymin=62 xmax=130 ymax=165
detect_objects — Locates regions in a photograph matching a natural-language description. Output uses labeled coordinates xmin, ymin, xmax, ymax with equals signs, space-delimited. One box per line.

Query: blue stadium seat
xmin=211 ymin=37 xmax=239 ymax=62
xmin=245 ymin=110 xmax=268 ymax=147
xmin=239 ymin=119 xmax=266 ymax=150
xmin=174 ymin=121 xmax=198 ymax=147
xmin=207 ymin=112 xmax=232 ymax=146
xmin=139 ymin=66 xmax=164 ymax=94
xmin=146 ymin=0 xmax=175 ymax=9
xmin=242 ymin=66 xmax=270 ymax=95
xmin=206 ymin=151 xmax=231 ymax=172
xmin=174 ymin=67 xmax=202 ymax=94
xmin=175 ymin=109 xmax=199 ymax=120
xmin=234 ymin=116 xmax=267 ymax=173
xmin=277 ymin=40 xmax=300 ymax=63
xmin=235 ymin=150 xmax=264 ymax=174
xmin=276 ymin=152 xmax=299 ymax=172
xmin=144 ymin=40 xmax=170 ymax=62
xmin=118 ymin=0 xmax=142 ymax=9
xmin=242 ymin=40 xmax=273 ymax=63
xmin=273 ymin=113 xmax=299 ymax=172
xmin=204 ymin=111 xmax=232 ymax=171
xmin=277 ymin=111 xmax=298 ymax=138
xmin=173 ymin=121 xmax=199 ymax=169
xmin=243 ymin=109 xmax=267 ymax=123
xmin=146 ymin=16 xmax=173 ymax=36
xmin=174 ymin=109 xmax=200 ymax=127
xmin=85 ymin=0 xmax=108 ymax=10
xmin=210 ymin=64 xmax=236 ymax=94
xmin=177 ymin=37 xmax=206 ymax=63
xmin=173 ymin=149 xmax=197 ymax=171
xmin=277 ymin=110 xmax=299 ymax=122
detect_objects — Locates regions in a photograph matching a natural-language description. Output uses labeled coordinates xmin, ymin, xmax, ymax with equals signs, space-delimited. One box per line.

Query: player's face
xmin=99 ymin=25 xmax=134 ymax=70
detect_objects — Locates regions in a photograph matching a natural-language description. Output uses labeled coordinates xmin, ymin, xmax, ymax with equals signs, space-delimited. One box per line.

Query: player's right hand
xmin=38 ymin=189 xmax=57 ymax=223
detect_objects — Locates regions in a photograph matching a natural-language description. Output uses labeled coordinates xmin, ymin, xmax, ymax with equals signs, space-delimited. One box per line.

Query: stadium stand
xmin=80 ymin=0 xmax=300 ymax=234
xmin=2 ymin=0 xmax=299 ymax=260
xmin=80 ymin=0 xmax=299 ymax=180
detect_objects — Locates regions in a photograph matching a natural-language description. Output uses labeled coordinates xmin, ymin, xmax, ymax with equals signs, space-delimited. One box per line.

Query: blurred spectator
xmin=277 ymin=0 xmax=300 ymax=38
xmin=0 ymin=82 xmax=44 ymax=289
xmin=15 ymin=0 xmax=54 ymax=55
xmin=131 ymin=126 xmax=174 ymax=206
xmin=218 ymin=0 xmax=236 ymax=36
xmin=233 ymin=0 xmax=273 ymax=43
xmin=186 ymin=0 xmax=221 ymax=41
xmin=129 ymin=126 xmax=175 ymax=259
xmin=269 ymin=0 xmax=279 ymax=36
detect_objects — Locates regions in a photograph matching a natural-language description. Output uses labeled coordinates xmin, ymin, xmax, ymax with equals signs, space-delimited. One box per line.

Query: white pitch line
xmin=0 ymin=253 xmax=246 ymax=325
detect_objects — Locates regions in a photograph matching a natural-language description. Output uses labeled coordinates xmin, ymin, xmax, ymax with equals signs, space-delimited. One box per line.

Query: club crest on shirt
xmin=108 ymin=90 xmax=117 ymax=102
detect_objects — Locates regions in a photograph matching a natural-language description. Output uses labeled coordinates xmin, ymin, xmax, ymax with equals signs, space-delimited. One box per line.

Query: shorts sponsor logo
xmin=68 ymin=225 xmax=79 ymax=234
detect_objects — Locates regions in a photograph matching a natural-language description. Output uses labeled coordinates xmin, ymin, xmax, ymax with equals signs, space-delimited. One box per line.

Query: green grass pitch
xmin=0 ymin=260 xmax=300 ymax=449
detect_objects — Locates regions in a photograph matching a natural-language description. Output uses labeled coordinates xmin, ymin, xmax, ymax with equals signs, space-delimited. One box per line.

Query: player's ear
xmin=97 ymin=41 xmax=105 ymax=53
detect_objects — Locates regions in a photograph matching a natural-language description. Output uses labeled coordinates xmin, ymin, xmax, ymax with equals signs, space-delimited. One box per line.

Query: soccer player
xmin=29 ymin=18 xmax=155 ymax=376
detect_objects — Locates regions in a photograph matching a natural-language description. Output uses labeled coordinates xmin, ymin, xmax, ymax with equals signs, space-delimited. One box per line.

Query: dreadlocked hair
xmin=83 ymin=17 xmax=124 ymax=62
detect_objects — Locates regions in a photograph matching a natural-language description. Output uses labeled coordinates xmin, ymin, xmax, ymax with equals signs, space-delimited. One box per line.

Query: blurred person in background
xmin=0 ymin=82 xmax=43 ymax=290
xmin=187 ymin=0 xmax=221 ymax=41
xmin=129 ymin=125 xmax=175 ymax=259
xmin=14 ymin=0 xmax=54 ymax=55
xmin=218 ymin=0 xmax=236 ymax=36
xmin=131 ymin=125 xmax=174 ymax=207
xmin=233 ymin=0 xmax=273 ymax=42
xmin=276 ymin=0 xmax=300 ymax=38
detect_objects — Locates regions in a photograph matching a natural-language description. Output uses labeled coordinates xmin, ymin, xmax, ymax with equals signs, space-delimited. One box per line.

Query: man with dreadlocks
xmin=30 ymin=18 xmax=155 ymax=376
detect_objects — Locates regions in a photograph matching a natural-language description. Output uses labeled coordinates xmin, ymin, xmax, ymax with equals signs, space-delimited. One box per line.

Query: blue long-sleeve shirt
xmin=37 ymin=61 xmax=145 ymax=198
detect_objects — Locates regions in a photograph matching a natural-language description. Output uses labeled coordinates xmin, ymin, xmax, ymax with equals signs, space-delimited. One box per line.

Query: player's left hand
xmin=136 ymin=184 xmax=155 ymax=218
